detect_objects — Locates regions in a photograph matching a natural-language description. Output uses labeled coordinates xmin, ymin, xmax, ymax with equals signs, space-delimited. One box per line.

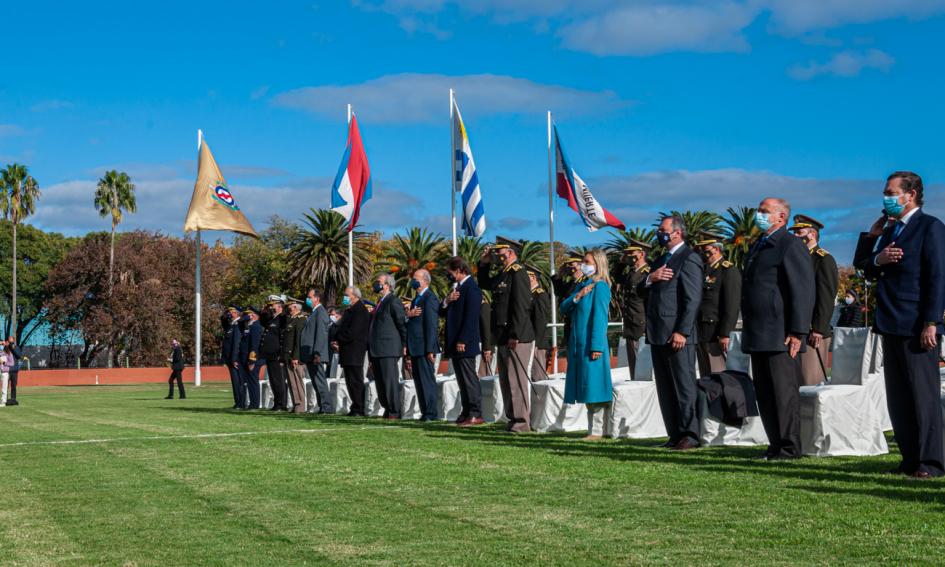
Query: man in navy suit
xmin=645 ymin=215 xmax=704 ymax=450
xmin=742 ymin=197 xmax=814 ymax=460
xmin=222 ymin=306 xmax=244 ymax=409
xmin=406 ymin=269 xmax=441 ymax=421
xmin=369 ymin=273 xmax=408 ymax=419
xmin=238 ymin=307 xmax=263 ymax=409
xmin=854 ymin=171 xmax=945 ymax=479
xmin=442 ymin=257 xmax=484 ymax=425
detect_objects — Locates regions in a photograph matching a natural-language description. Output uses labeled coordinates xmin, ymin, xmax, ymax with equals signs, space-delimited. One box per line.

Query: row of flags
xmin=183 ymin=97 xmax=626 ymax=239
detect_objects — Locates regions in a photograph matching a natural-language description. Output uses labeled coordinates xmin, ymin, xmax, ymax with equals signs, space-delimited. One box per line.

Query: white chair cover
xmin=634 ymin=342 xmax=654 ymax=381
xmin=436 ymin=376 xmax=462 ymax=420
xmin=608 ymin=379 xmax=667 ymax=439
xmin=480 ymin=375 xmax=505 ymax=423
xmin=616 ymin=338 xmax=628 ymax=368
xmin=529 ymin=374 xmax=585 ymax=433
xmin=328 ymin=377 xmax=350 ymax=414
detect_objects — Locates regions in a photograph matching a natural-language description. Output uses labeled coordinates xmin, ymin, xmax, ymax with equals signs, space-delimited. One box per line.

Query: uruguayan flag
xmin=452 ymin=99 xmax=486 ymax=238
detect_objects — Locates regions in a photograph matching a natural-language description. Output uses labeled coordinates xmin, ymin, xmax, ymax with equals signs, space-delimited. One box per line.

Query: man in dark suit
xmin=238 ymin=307 xmax=262 ymax=409
xmin=742 ymin=197 xmax=815 ymax=460
xmin=527 ymin=268 xmax=551 ymax=381
xmin=166 ymin=339 xmax=186 ymax=399
xmin=369 ymin=273 xmax=408 ymax=419
xmin=259 ymin=296 xmax=288 ymax=411
xmin=443 ymin=256 xmax=484 ymax=425
xmin=334 ymin=287 xmax=370 ymax=416
xmin=694 ymin=232 xmax=741 ymax=377
xmin=789 ymin=215 xmax=839 ymax=385
xmin=406 ymin=269 xmax=441 ymax=421
xmin=853 ymin=171 xmax=945 ymax=478
xmin=645 ymin=215 xmax=704 ymax=450
xmin=222 ymin=306 xmax=243 ymax=409
xmin=301 ymin=288 xmax=333 ymax=414
xmin=613 ymin=240 xmax=651 ymax=379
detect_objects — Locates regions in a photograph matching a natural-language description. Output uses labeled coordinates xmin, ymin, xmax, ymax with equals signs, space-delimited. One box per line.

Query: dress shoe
xmin=164 ymin=396 xmax=173 ymax=400
xmin=910 ymin=471 xmax=934 ymax=480
xmin=459 ymin=417 xmax=485 ymax=427
xmin=455 ymin=416 xmax=469 ymax=424
xmin=656 ymin=440 xmax=675 ymax=448
xmin=670 ymin=438 xmax=700 ymax=451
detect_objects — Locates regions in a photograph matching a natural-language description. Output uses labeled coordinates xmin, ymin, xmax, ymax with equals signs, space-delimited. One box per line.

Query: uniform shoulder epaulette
xmin=642 ymin=266 xmax=651 ymax=273
xmin=507 ymin=263 xmax=522 ymax=272
xmin=816 ymin=248 xmax=829 ymax=257
xmin=721 ymin=260 xmax=733 ymax=268
xmin=533 ymin=287 xmax=545 ymax=294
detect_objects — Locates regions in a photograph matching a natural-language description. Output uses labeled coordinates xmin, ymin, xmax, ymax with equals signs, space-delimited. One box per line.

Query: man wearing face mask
xmin=301 ymin=288 xmax=333 ymax=414
xmin=613 ymin=240 xmax=651 ymax=379
xmin=789 ymin=215 xmax=839 ymax=386
xmin=527 ymin=267 xmax=552 ymax=381
xmin=368 ymin=273 xmax=408 ymax=419
xmin=645 ymin=215 xmax=704 ymax=450
xmin=259 ymin=295 xmax=289 ymax=411
xmin=742 ymin=198 xmax=815 ymax=461
xmin=334 ymin=287 xmax=370 ymax=416
xmin=238 ymin=307 xmax=262 ymax=409
xmin=853 ymin=171 xmax=945 ymax=479
xmin=478 ymin=237 xmax=535 ymax=433
xmin=282 ymin=298 xmax=308 ymax=414
xmin=222 ymin=306 xmax=244 ymax=409
xmin=406 ymin=269 xmax=441 ymax=421
xmin=693 ymin=232 xmax=741 ymax=377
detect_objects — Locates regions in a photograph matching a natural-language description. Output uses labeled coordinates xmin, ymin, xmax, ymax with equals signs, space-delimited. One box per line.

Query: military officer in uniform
xmin=613 ymin=239 xmax=651 ymax=379
xmin=527 ymin=267 xmax=551 ymax=380
xmin=282 ymin=298 xmax=308 ymax=413
xmin=790 ymin=215 xmax=839 ymax=385
xmin=693 ymin=232 xmax=742 ymax=376
xmin=479 ymin=237 xmax=536 ymax=433
xmin=238 ymin=306 xmax=262 ymax=409
xmin=259 ymin=295 xmax=288 ymax=411
xmin=222 ymin=306 xmax=243 ymax=409
xmin=551 ymin=253 xmax=585 ymax=344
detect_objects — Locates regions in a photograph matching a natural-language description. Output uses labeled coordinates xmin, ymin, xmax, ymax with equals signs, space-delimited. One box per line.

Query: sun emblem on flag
xmin=210 ymin=180 xmax=240 ymax=211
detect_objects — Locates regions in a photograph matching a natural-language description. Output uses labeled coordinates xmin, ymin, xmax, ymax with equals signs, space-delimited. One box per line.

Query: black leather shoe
xmin=671 ymin=438 xmax=700 ymax=451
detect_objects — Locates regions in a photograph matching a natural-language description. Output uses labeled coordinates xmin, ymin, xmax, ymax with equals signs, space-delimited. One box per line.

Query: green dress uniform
xmin=799 ymin=246 xmax=839 ymax=384
xmin=281 ymin=309 xmax=308 ymax=413
xmin=696 ymin=258 xmax=742 ymax=376
xmin=479 ymin=252 xmax=535 ymax=432
xmin=529 ymin=284 xmax=552 ymax=380
xmin=613 ymin=261 xmax=649 ymax=379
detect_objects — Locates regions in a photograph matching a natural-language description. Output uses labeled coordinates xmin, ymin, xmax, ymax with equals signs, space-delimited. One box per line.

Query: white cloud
xmin=787 ymin=49 xmax=895 ymax=80
xmin=0 ymin=124 xmax=25 ymax=137
xmin=765 ymin=0 xmax=945 ymax=35
xmin=272 ymin=73 xmax=627 ymax=123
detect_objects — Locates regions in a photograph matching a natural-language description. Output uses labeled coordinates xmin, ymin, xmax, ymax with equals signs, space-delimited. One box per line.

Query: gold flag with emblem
xmin=183 ymin=140 xmax=258 ymax=237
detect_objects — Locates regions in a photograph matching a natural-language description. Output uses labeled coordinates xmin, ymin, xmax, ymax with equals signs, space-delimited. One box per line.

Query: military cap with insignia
xmin=623 ymin=238 xmax=653 ymax=253
xmin=285 ymin=296 xmax=304 ymax=307
xmin=789 ymin=214 xmax=825 ymax=232
xmin=242 ymin=305 xmax=260 ymax=316
xmin=226 ymin=305 xmax=241 ymax=314
xmin=694 ymin=231 xmax=727 ymax=247
xmin=265 ymin=294 xmax=286 ymax=305
xmin=492 ymin=235 xmax=522 ymax=253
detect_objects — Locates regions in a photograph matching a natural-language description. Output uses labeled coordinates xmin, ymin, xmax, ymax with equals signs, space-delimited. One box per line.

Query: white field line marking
xmin=0 ymin=426 xmax=374 ymax=449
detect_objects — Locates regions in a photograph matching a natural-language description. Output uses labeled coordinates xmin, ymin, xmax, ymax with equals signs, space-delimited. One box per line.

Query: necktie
xmin=892 ymin=221 xmax=904 ymax=240
xmin=659 ymin=252 xmax=671 ymax=267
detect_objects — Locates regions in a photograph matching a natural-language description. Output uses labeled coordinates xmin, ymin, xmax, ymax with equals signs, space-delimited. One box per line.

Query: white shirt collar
xmin=458 ymin=275 xmax=470 ymax=285
xmin=668 ymin=241 xmax=685 ymax=255
xmin=417 ymin=287 xmax=428 ymax=297
xmin=899 ymin=206 xmax=920 ymax=225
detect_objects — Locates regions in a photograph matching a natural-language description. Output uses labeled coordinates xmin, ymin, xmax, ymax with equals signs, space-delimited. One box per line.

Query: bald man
xmin=741 ymin=197 xmax=815 ymax=460
xmin=406 ymin=269 xmax=441 ymax=421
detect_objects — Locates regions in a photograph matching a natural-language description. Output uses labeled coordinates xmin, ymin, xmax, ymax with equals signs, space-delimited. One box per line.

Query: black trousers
xmin=265 ymin=358 xmax=287 ymax=410
xmin=371 ymin=356 xmax=402 ymax=418
xmin=343 ymin=365 xmax=365 ymax=415
xmin=8 ymin=370 xmax=17 ymax=401
xmin=226 ymin=362 xmax=243 ymax=407
xmin=751 ymin=351 xmax=802 ymax=458
xmin=167 ymin=369 xmax=185 ymax=398
xmin=651 ymin=344 xmax=699 ymax=444
xmin=883 ymin=335 xmax=944 ymax=476
xmin=454 ymin=356 xmax=482 ymax=419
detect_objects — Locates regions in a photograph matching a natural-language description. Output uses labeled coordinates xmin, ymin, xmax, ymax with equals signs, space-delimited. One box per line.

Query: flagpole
xmin=195 ymin=129 xmax=203 ymax=387
xmin=450 ymin=89 xmax=458 ymax=256
xmin=547 ymin=111 xmax=558 ymax=375
xmin=346 ymin=104 xmax=354 ymax=288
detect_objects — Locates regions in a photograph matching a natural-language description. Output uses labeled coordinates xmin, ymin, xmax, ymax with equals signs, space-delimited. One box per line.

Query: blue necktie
xmin=892 ymin=221 xmax=904 ymax=240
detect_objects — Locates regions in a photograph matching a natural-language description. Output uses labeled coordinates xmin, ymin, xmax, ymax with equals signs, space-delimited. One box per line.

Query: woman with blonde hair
xmin=560 ymin=248 xmax=614 ymax=439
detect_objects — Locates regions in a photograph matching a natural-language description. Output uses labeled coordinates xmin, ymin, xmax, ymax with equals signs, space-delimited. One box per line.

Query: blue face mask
xmin=342 ymin=296 xmax=351 ymax=306
xmin=755 ymin=211 xmax=772 ymax=232
xmin=656 ymin=231 xmax=671 ymax=247
xmin=410 ymin=279 xmax=421 ymax=290
xmin=883 ymin=195 xmax=905 ymax=217
xmin=372 ymin=282 xmax=384 ymax=294
xmin=305 ymin=298 xmax=313 ymax=309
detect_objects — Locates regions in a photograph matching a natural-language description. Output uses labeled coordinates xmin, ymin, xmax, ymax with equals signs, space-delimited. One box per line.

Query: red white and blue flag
xmin=331 ymin=114 xmax=372 ymax=231
xmin=554 ymin=125 xmax=625 ymax=232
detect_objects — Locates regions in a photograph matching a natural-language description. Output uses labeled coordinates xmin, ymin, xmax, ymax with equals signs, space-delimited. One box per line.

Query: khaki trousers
xmin=498 ymin=342 xmax=533 ymax=432
xmin=799 ymin=337 xmax=831 ymax=385
xmin=530 ymin=348 xmax=550 ymax=381
xmin=287 ymin=362 xmax=307 ymax=413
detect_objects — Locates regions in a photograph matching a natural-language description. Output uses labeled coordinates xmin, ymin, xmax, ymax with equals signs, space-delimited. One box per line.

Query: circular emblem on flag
xmin=210 ymin=182 xmax=240 ymax=211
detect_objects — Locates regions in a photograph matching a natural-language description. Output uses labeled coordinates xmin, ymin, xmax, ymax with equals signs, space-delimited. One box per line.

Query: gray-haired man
xmin=369 ymin=273 xmax=408 ymax=419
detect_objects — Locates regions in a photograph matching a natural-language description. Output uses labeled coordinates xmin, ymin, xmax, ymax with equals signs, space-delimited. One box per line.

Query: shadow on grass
xmin=159 ymin=405 xmax=944 ymax=507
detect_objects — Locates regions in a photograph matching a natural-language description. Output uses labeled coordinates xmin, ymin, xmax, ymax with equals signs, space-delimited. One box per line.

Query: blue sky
xmin=2 ymin=0 xmax=945 ymax=262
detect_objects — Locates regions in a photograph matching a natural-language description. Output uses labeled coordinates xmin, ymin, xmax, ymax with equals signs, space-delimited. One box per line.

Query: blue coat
xmin=561 ymin=279 xmax=613 ymax=404
xmin=442 ymin=276 xmax=482 ymax=358
xmin=407 ymin=289 xmax=441 ymax=357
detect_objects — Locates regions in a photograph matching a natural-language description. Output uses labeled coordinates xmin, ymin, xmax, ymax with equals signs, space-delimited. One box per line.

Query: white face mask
xmin=844 ymin=297 xmax=854 ymax=305
xmin=580 ymin=263 xmax=596 ymax=277
xmin=330 ymin=315 xmax=339 ymax=323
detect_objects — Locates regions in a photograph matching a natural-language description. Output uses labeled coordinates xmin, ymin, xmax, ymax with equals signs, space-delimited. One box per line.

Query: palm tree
xmin=721 ymin=206 xmax=760 ymax=269
xmin=0 ymin=163 xmax=40 ymax=338
xmin=382 ymin=227 xmax=448 ymax=297
xmin=288 ymin=209 xmax=372 ymax=304
xmin=606 ymin=227 xmax=658 ymax=263
xmin=94 ymin=170 xmax=137 ymax=295
xmin=656 ymin=209 xmax=723 ymax=244
xmin=456 ymin=236 xmax=486 ymax=274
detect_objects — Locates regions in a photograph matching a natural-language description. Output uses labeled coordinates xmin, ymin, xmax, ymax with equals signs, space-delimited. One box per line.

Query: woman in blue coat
xmin=560 ymin=248 xmax=613 ymax=439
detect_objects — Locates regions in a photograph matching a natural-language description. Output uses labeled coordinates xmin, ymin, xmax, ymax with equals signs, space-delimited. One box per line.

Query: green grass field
xmin=0 ymin=384 xmax=941 ymax=566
